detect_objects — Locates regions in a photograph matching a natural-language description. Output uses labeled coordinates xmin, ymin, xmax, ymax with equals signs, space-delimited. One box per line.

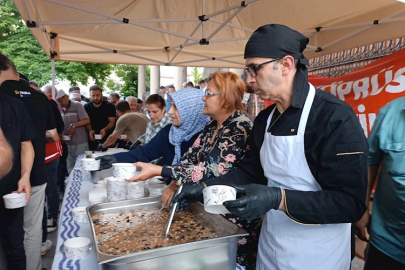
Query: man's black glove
xmin=129 ymin=140 xmax=141 ymax=150
xmin=95 ymin=155 xmax=117 ymax=170
xmin=95 ymin=143 xmax=108 ymax=152
xmin=170 ymin=184 xmax=204 ymax=212
xmin=223 ymin=184 xmax=282 ymax=221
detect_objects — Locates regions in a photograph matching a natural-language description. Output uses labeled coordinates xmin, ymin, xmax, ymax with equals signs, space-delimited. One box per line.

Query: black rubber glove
xmin=95 ymin=155 xmax=117 ymax=170
xmin=129 ymin=140 xmax=141 ymax=150
xmin=95 ymin=143 xmax=108 ymax=152
xmin=170 ymin=184 xmax=204 ymax=212
xmin=223 ymin=184 xmax=282 ymax=221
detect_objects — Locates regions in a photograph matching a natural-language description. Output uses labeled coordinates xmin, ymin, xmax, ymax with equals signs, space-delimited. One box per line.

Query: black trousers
xmin=0 ymin=204 xmax=26 ymax=270
xmin=364 ymin=243 xmax=405 ymax=270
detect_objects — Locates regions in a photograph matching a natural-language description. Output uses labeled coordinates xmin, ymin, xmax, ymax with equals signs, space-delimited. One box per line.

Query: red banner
xmin=265 ymin=49 xmax=405 ymax=136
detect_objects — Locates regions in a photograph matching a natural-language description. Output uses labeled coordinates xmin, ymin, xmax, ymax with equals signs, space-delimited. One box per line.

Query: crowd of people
xmin=0 ymin=22 xmax=403 ymax=270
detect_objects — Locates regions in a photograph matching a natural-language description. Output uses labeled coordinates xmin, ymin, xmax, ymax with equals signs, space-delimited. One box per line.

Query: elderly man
xmin=69 ymin=92 xmax=82 ymax=103
xmin=102 ymin=101 xmax=148 ymax=149
xmin=0 ymin=53 xmax=58 ymax=270
xmin=126 ymin=96 xmax=138 ymax=112
xmin=173 ymin=24 xmax=368 ymax=270
xmin=56 ymin=90 xmax=90 ymax=173
xmin=69 ymin=86 xmax=88 ymax=104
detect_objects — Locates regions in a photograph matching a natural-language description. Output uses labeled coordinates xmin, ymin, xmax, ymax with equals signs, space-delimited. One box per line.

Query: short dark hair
xmin=159 ymin=86 xmax=166 ymax=90
xmin=29 ymin=81 xmax=39 ymax=87
xmin=69 ymin=86 xmax=80 ymax=93
xmin=186 ymin=81 xmax=194 ymax=87
xmin=198 ymin=79 xmax=206 ymax=84
xmin=145 ymin=94 xmax=165 ymax=109
xmin=137 ymin=98 xmax=143 ymax=104
xmin=89 ymin=85 xmax=103 ymax=92
xmin=115 ymin=100 xmax=130 ymax=112
xmin=0 ymin=53 xmax=17 ymax=74
xmin=109 ymin=92 xmax=120 ymax=99
xmin=168 ymin=85 xmax=175 ymax=90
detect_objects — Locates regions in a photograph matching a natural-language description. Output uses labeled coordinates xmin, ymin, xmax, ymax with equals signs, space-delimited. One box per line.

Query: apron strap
xmin=297 ymin=83 xmax=315 ymax=136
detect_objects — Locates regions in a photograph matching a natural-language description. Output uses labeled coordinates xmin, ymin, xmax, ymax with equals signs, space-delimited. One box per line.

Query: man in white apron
xmin=173 ymin=24 xmax=368 ymax=270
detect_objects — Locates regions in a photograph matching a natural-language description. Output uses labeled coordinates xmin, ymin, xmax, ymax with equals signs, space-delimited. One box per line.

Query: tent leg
xmin=51 ymin=58 xmax=55 ymax=99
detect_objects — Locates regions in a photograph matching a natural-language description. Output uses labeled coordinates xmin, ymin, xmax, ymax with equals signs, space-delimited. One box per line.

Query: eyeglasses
xmin=244 ymin=58 xmax=280 ymax=78
xmin=204 ymin=89 xmax=221 ymax=97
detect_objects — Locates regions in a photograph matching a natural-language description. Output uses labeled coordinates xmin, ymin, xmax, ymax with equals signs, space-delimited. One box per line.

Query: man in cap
xmin=173 ymin=24 xmax=368 ymax=270
xmin=56 ymin=89 xmax=90 ymax=173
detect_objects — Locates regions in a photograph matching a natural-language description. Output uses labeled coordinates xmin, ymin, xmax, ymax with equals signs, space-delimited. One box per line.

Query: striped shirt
xmin=138 ymin=112 xmax=171 ymax=144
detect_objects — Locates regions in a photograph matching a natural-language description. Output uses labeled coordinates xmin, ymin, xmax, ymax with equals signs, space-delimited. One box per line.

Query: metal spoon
xmin=152 ymin=206 xmax=167 ymax=217
xmin=164 ymin=185 xmax=183 ymax=238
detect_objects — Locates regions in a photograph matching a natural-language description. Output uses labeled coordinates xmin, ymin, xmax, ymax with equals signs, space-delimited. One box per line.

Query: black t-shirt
xmin=84 ymin=100 xmax=116 ymax=139
xmin=0 ymin=93 xmax=37 ymax=197
xmin=0 ymin=80 xmax=56 ymax=187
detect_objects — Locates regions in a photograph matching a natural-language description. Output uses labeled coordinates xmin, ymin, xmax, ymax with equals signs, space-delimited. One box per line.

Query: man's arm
xmin=0 ymin=129 xmax=13 ymax=180
xmin=18 ymin=140 xmax=35 ymax=202
xmin=100 ymin=116 xmax=116 ymax=137
xmin=102 ymin=133 xmax=120 ymax=148
xmin=46 ymin=128 xmax=59 ymax=142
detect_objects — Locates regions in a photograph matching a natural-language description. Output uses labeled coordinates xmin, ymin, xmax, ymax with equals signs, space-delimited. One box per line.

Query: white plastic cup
xmin=120 ymin=134 xmax=127 ymax=140
xmin=62 ymin=135 xmax=71 ymax=141
xmin=107 ymin=178 xmax=127 ymax=202
xmin=202 ymin=185 xmax=236 ymax=214
xmin=71 ymin=207 xmax=88 ymax=223
xmin=81 ymin=158 xmax=100 ymax=171
xmin=94 ymin=134 xmax=102 ymax=140
xmin=63 ymin=237 xmax=91 ymax=260
xmin=127 ymin=182 xmax=145 ymax=199
xmin=148 ymin=184 xmax=166 ymax=197
xmin=112 ymin=163 xmax=138 ymax=179
xmin=3 ymin=193 xmax=26 ymax=209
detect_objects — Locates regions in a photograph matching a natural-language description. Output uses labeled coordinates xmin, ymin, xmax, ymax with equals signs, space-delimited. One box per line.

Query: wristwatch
xmin=69 ymin=124 xmax=76 ymax=129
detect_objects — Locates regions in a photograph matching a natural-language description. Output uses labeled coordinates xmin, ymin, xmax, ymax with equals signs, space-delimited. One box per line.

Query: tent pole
xmin=207 ymin=7 xmax=244 ymax=40
xmin=204 ymin=0 xmax=258 ymax=20
xmin=51 ymin=58 xmax=55 ymax=99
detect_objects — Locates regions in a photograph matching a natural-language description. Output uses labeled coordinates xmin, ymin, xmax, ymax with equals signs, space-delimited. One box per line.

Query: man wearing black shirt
xmin=84 ymin=85 xmax=116 ymax=150
xmin=0 ymin=53 xmax=59 ymax=270
xmin=0 ymin=90 xmax=36 ymax=269
xmin=173 ymin=25 xmax=368 ymax=270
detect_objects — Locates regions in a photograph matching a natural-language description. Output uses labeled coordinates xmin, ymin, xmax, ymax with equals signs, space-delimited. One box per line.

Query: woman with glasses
xmin=127 ymin=72 xmax=258 ymax=270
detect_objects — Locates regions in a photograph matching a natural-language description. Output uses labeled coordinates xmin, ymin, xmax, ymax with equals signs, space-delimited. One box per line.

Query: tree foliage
xmin=107 ymin=65 xmax=150 ymax=97
xmin=0 ymin=0 xmax=115 ymax=88
xmin=191 ymin=67 xmax=203 ymax=85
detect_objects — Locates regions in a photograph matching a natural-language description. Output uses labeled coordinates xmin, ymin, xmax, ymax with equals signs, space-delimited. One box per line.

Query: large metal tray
xmin=86 ymin=196 xmax=247 ymax=270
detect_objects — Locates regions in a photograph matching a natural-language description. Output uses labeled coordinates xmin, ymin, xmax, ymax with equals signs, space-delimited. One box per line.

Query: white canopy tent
xmin=13 ymin=0 xmax=405 ymax=68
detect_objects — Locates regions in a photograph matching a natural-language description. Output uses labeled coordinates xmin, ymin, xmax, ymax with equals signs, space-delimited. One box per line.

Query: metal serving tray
xmin=87 ymin=196 xmax=247 ymax=270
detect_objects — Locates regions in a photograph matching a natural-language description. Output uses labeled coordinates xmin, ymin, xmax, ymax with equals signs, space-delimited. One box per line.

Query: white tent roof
xmin=13 ymin=0 xmax=405 ymax=68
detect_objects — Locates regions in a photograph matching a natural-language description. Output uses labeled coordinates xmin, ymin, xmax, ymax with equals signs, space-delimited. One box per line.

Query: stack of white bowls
xmin=89 ymin=188 xmax=107 ymax=205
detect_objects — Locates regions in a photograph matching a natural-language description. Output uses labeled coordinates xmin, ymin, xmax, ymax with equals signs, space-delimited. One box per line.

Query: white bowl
xmin=62 ymin=135 xmax=71 ymax=141
xmin=112 ymin=163 xmax=138 ymax=179
xmin=120 ymin=134 xmax=127 ymax=140
xmin=84 ymin=151 xmax=93 ymax=155
xmin=202 ymin=185 xmax=236 ymax=214
xmin=89 ymin=188 xmax=107 ymax=202
xmin=148 ymin=177 xmax=164 ymax=185
xmin=81 ymin=158 xmax=100 ymax=171
xmin=94 ymin=134 xmax=102 ymax=140
xmin=148 ymin=184 xmax=166 ymax=197
xmin=107 ymin=178 xmax=127 ymax=202
xmin=71 ymin=207 xmax=88 ymax=223
xmin=127 ymin=182 xmax=145 ymax=199
xmin=63 ymin=237 xmax=91 ymax=260
xmin=94 ymin=183 xmax=106 ymax=189
xmin=3 ymin=193 xmax=26 ymax=209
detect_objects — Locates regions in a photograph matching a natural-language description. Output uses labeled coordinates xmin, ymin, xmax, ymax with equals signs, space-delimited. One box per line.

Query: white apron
xmin=257 ymin=84 xmax=351 ymax=270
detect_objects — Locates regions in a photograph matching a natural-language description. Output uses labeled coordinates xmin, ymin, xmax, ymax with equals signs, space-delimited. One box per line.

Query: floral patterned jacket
xmin=161 ymin=110 xmax=253 ymax=185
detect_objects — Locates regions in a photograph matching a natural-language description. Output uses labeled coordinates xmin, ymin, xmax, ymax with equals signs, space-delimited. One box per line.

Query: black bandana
xmin=244 ymin=24 xmax=310 ymax=108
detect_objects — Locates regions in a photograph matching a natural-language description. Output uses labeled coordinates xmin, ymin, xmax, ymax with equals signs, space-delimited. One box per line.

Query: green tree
xmin=0 ymin=0 xmax=114 ymax=87
xmin=191 ymin=67 xmax=203 ymax=86
xmin=107 ymin=65 xmax=150 ymax=97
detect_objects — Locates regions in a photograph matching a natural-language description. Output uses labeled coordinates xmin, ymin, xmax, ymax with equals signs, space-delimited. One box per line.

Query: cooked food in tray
xmin=92 ymin=209 xmax=217 ymax=255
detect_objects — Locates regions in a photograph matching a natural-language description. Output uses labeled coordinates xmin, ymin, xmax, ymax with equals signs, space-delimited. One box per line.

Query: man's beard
xmin=93 ymin=99 xmax=102 ymax=105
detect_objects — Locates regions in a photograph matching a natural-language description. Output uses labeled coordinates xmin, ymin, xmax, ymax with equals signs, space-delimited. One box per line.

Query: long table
xmin=52 ymin=155 xmax=111 ymax=270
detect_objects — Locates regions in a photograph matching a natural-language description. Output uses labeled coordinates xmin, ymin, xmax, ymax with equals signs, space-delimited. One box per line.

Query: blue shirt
xmin=114 ymin=124 xmax=200 ymax=167
xmin=367 ymin=96 xmax=405 ymax=264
